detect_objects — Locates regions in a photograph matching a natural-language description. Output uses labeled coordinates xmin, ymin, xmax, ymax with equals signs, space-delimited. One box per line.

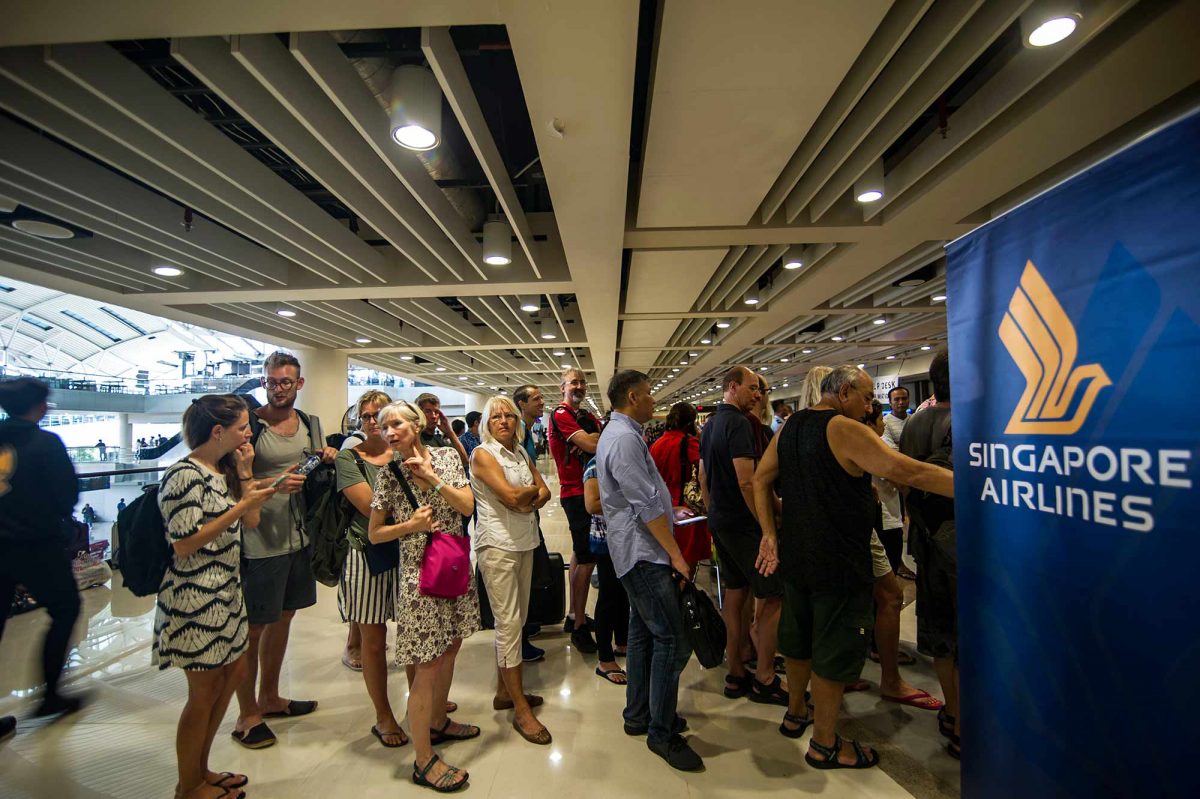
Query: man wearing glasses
xmin=232 ymin=351 xmax=338 ymax=750
xmin=699 ymin=366 xmax=788 ymax=706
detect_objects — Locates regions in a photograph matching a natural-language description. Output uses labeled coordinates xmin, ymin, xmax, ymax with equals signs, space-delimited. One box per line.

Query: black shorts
xmin=913 ymin=521 xmax=957 ymax=660
xmin=777 ymin=580 xmax=873 ymax=683
xmin=561 ymin=494 xmax=598 ymax=565
xmin=243 ymin=546 xmax=317 ymax=625
xmin=711 ymin=525 xmax=783 ymax=598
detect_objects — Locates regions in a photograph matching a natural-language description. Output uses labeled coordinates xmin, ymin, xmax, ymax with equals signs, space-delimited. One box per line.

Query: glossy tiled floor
xmin=0 ymin=464 xmax=959 ymax=798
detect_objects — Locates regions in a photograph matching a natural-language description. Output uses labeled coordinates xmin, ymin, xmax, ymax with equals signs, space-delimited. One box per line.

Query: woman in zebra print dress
xmin=156 ymin=394 xmax=303 ymax=799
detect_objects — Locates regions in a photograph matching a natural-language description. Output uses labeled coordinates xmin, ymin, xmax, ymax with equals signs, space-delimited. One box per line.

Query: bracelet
xmin=432 ymin=480 xmax=446 ymax=493
xmin=238 ymin=475 xmax=254 ymax=481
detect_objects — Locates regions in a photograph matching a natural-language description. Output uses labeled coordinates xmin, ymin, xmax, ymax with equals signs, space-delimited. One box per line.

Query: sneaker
xmin=562 ymin=614 xmax=594 ymax=634
xmin=522 ymin=639 xmax=546 ymax=663
xmin=570 ymin=625 xmax=598 ymax=654
xmin=523 ymin=622 xmax=542 ymax=638
xmin=647 ymin=734 xmax=704 ymax=772
xmin=624 ymin=715 xmax=688 ymax=737
xmin=1 ymin=715 xmax=15 ymax=743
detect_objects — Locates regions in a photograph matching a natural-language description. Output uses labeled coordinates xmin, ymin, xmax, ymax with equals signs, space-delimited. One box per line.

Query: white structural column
xmin=117 ymin=412 xmax=132 ymax=459
xmin=295 ymin=347 xmax=350 ymax=438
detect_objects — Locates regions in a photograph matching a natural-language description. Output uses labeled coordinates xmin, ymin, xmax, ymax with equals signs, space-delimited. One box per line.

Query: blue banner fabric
xmin=946 ymin=110 xmax=1200 ymax=798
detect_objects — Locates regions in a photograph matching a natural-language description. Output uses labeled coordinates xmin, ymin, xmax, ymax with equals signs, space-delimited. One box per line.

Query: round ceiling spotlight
xmin=783 ymin=245 xmax=805 ymax=270
xmin=743 ymin=288 xmax=760 ymax=306
xmin=716 ymin=320 xmax=731 ymax=329
xmin=275 ymin=308 xmax=296 ymax=318
xmin=355 ymin=337 xmax=372 ymax=344
xmin=389 ymin=66 xmax=441 ymax=151
xmin=458 ymin=376 xmax=469 ymax=381
xmin=519 ymin=295 xmax=540 ymax=313
xmin=12 ymin=219 xmax=74 ymax=239
xmin=802 ymin=348 xmax=813 ymax=354
xmin=153 ymin=266 xmax=184 ymax=277
xmin=700 ymin=336 xmax=712 ymax=345
xmin=931 ymin=294 xmax=947 ymax=302
xmin=435 ymin=366 xmax=447 ymax=372
xmin=854 ymin=159 xmax=885 ymax=204
xmin=921 ymin=345 xmax=932 ymax=351
xmin=873 ymin=318 xmax=887 ymax=325
xmin=831 ymin=335 xmax=844 ymax=342
xmin=886 ymin=355 xmax=895 ymax=360
xmin=1021 ymin=1 xmax=1081 ymax=47
xmin=400 ymin=354 xmax=413 ymax=360
xmin=482 ymin=217 xmax=512 ymax=266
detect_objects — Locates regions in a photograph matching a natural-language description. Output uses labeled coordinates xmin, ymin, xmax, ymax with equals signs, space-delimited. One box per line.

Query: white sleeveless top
xmin=470 ymin=439 xmax=540 ymax=552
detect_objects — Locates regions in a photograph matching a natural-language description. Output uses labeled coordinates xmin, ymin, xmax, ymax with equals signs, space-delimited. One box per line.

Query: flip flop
xmin=881 ymin=689 xmax=944 ymax=710
xmin=230 ymin=722 xmax=276 ymax=749
xmin=595 ymin=666 xmax=627 ymax=685
xmin=342 ymin=653 xmax=363 ymax=672
xmin=372 ymin=725 xmax=410 ymax=748
xmin=209 ymin=772 xmax=249 ymax=789
xmin=844 ymin=679 xmax=872 ymax=693
xmin=262 ymin=699 xmax=318 ymax=718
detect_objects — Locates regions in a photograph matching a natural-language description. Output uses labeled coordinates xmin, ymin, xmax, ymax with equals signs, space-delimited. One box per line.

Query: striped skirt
xmin=338 ymin=547 xmax=398 ymax=624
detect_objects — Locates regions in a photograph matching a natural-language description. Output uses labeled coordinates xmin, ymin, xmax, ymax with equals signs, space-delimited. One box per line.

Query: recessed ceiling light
xmin=759 ymin=366 xmax=768 ymax=372
xmin=932 ymin=294 xmax=947 ymax=302
xmin=400 ymin=355 xmax=413 ymax=360
xmin=716 ymin=320 xmax=731 ymax=329
xmin=476 ymin=382 xmax=485 ymax=386
xmin=783 ymin=245 xmax=805 ymax=270
xmin=802 ymin=348 xmax=813 ymax=354
xmin=153 ymin=266 xmax=183 ymax=277
xmin=276 ymin=308 xmax=296 ymax=317
xmin=856 ymin=190 xmax=883 ymax=203
xmin=672 ymin=368 xmax=680 ymax=373
xmin=921 ymin=345 xmax=932 ymax=351
xmin=873 ymin=318 xmax=886 ymax=325
xmin=700 ymin=337 xmax=712 ymax=345
xmin=743 ymin=289 xmax=760 ymax=305
xmin=553 ymin=350 xmax=566 ymax=356
xmin=688 ymin=352 xmax=698 ymax=357
xmin=679 ymin=360 xmax=688 ymax=365
xmin=458 ymin=375 xmax=469 ymax=381
xmin=780 ymin=358 xmax=789 ymax=363
xmin=782 ymin=382 xmax=789 ymax=388
xmin=886 ymin=355 xmax=895 ymax=360
xmin=11 ymin=219 xmax=74 ymax=239
xmin=561 ymin=363 xmax=570 ymax=368
xmin=831 ymin=335 xmax=844 ymax=342
xmin=857 ymin=363 xmax=866 ymax=368
xmin=520 ymin=296 xmax=541 ymax=313
xmin=435 ymin=366 xmax=447 ymax=372
xmin=355 ymin=337 xmax=372 ymax=344
xmin=1022 ymin=4 xmax=1081 ymax=48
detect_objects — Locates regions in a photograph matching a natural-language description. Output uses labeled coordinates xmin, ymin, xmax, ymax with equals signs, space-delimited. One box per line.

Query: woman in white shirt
xmin=470 ymin=395 xmax=553 ymax=746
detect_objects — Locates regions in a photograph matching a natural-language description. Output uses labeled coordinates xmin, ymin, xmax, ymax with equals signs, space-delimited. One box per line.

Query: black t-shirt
xmin=898 ymin=406 xmax=952 ymax=463
xmin=699 ymin=403 xmax=760 ymax=534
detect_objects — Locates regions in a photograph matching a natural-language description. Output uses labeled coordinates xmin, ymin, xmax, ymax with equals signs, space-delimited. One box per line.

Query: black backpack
xmin=249 ymin=409 xmax=337 ymax=529
xmin=115 ymin=461 xmax=205 ymax=597
xmin=909 ymin=426 xmax=955 ymax=536
xmin=307 ymin=451 xmax=368 ymax=587
xmin=679 ymin=580 xmax=727 ymax=668
xmin=549 ymin=404 xmax=600 ymax=470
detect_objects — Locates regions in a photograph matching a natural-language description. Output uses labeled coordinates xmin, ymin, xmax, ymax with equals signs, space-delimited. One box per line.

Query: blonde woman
xmin=470 ymin=395 xmax=553 ymax=745
xmin=369 ymin=400 xmax=480 ymax=792
xmin=797 ymin=366 xmax=833 ymax=412
xmin=335 ymin=389 xmax=416 ymax=748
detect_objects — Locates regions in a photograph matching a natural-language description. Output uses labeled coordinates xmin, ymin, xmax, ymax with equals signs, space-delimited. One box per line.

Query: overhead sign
xmin=946 ymin=110 xmax=1199 ymax=798
xmin=873 ymin=374 xmax=898 ymax=404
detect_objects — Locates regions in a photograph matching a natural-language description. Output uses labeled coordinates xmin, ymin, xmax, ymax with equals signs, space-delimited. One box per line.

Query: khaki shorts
xmin=870 ymin=531 xmax=892 ymax=579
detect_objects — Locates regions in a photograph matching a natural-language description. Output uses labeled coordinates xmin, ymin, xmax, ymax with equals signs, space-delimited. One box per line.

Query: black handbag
xmin=363 ymin=460 xmax=420 ymax=576
xmin=678 ymin=578 xmax=726 ymax=669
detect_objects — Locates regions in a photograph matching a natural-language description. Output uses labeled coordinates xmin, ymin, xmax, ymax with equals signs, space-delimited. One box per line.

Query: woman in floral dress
xmin=369 ymin=399 xmax=479 ymax=793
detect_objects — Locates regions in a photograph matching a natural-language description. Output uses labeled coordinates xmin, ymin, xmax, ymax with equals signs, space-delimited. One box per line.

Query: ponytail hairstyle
xmin=182 ymin=394 xmax=250 ymax=499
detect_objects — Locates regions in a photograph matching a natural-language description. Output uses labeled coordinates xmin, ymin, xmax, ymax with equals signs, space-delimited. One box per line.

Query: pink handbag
xmin=418 ymin=530 xmax=471 ymax=598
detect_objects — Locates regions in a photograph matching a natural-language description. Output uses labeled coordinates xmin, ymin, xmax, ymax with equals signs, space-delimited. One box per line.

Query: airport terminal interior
xmin=1 ymin=1 xmax=1198 ymax=797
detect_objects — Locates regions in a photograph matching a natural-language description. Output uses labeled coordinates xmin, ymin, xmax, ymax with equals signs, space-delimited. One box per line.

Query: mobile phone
xmin=674 ymin=514 xmax=708 ymax=527
xmin=272 ymin=454 xmax=321 ymax=487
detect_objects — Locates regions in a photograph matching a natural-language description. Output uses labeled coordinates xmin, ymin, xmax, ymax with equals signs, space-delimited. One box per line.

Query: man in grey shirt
xmin=233 ymin=351 xmax=337 ymax=750
xmin=596 ymin=369 xmax=701 ymax=772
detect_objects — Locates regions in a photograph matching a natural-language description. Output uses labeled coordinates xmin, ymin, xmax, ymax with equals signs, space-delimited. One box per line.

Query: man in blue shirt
xmin=596 ymin=369 xmax=702 ymax=772
xmin=459 ymin=411 xmax=482 ymax=459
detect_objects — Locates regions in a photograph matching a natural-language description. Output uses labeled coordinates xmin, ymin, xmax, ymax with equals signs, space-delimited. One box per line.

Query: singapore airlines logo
xmin=998 ymin=261 xmax=1111 ymax=435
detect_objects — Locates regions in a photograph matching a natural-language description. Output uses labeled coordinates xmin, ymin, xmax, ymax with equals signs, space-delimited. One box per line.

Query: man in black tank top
xmin=751 ymin=365 xmax=953 ymax=770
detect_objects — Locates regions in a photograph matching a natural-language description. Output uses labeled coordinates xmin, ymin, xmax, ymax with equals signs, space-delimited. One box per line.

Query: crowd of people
xmin=0 ymin=349 xmax=962 ymax=794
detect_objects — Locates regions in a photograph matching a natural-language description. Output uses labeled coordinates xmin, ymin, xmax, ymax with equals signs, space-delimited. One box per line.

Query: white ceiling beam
xmin=782 ymin=0 xmax=987 ymax=222
xmin=43 ymin=42 xmax=385 ymax=285
xmin=809 ymin=0 xmax=1030 ymax=221
xmin=758 ymin=0 xmax=933 ymax=223
xmin=289 ymin=31 xmax=485 ymax=280
xmin=422 ymin=26 xmax=542 ymax=280
xmin=0 ymin=230 xmax=158 ymax=292
xmin=0 ymin=49 xmax=353 ymax=285
xmin=133 ymin=279 xmax=577 ymax=305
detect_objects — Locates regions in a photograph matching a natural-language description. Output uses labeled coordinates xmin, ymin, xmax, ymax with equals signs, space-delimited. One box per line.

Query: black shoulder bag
xmin=362 ymin=460 xmax=416 ymax=576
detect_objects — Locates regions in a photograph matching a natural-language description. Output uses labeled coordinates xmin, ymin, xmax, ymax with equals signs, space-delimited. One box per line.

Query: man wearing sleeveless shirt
xmin=753 ymin=365 xmax=953 ymax=770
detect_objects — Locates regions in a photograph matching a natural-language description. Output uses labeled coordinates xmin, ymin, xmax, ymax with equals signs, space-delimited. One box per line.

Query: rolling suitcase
xmin=475 ymin=549 xmax=566 ymax=630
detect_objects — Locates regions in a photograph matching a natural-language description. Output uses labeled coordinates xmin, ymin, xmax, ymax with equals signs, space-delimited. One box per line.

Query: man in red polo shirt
xmin=548 ymin=367 xmax=602 ymax=652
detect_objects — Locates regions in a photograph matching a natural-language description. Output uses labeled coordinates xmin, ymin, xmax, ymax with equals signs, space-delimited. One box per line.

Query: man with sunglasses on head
xmin=232 ymin=351 xmax=337 ymax=750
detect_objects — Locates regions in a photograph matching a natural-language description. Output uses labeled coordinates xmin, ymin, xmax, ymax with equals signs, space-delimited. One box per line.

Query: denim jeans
xmin=620 ymin=561 xmax=692 ymax=744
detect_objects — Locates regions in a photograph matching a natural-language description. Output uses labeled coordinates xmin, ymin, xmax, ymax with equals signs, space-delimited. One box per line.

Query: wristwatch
xmin=432 ymin=480 xmax=447 ymax=493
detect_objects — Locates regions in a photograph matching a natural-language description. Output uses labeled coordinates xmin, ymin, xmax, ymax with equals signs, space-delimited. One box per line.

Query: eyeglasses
xmin=263 ymin=378 xmax=297 ymax=390
xmin=359 ymin=412 xmax=379 ymax=422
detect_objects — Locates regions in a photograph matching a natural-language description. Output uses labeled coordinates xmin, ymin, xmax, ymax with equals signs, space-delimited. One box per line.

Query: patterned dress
xmin=153 ymin=459 xmax=248 ymax=670
xmin=371 ymin=447 xmax=480 ymax=665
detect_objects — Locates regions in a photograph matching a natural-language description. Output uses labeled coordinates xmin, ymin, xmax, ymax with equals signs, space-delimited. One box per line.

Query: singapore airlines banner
xmin=946 ymin=110 xmax=1199 ymax=799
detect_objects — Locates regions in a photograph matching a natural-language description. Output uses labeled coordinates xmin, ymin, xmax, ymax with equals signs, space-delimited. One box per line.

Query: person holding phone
xmin=155 ymin=394 xmax=304 ymax=799
xmin=369 ymin=400 xmax=480 ymax=793
xmin=414 ymin=392 xmax=470 ymax=470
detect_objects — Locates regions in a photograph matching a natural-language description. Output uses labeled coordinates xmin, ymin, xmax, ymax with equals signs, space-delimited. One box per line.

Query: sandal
xmin=882 ymin=689 xmax=944 ymax=710
xmin=341 ymin=652 xmax=363 ymax=672
xmin=778 ymin=711 xmax=814 ymax=739
xmin=723 ymin=672 xmax=753 ymax=699
xmin=371 ymin=725 xmax=409 ymax=748
xmin=445 ymin=701 xmax=458 ymax=715
xmin=946 ymin=737 xmax=961 ymax=760
xmin=596 ymin=666 xmax=627 ymax=685
xmin=937 ymin=707 xmax=956 ymax=738
xmin=208 ymin=772 xmax=249 ymax=790
xmin=748 ymin=674 xmax=790 ymax=706
xmin=230 ymin=722 xmax=276 ymax=749
xmin=262 ymin=699 xmax=318 ymax=718
xmin=805 ymin=734 xmax=880 ymax=770
xmin=412 ymin=753 xmax=468 ymax=793
xmin=429 ymin=718 xmax=481 ymax=743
